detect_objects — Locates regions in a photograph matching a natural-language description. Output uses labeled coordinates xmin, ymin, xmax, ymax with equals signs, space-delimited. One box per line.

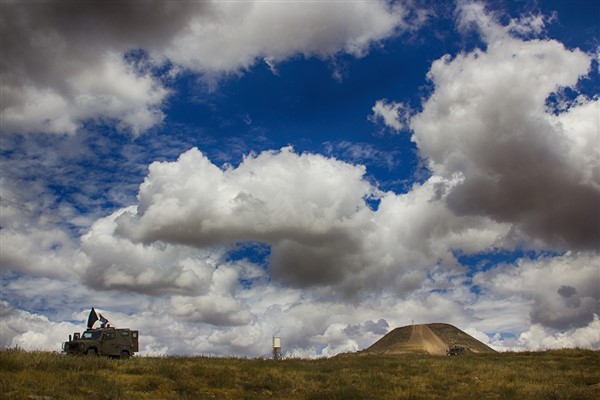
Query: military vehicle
xmin=62 ymin=308 xmax=139 ymax=359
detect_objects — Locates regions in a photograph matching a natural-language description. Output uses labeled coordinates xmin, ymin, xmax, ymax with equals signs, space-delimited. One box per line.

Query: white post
xmin=272 ymin=336 xmax=281 ymax=360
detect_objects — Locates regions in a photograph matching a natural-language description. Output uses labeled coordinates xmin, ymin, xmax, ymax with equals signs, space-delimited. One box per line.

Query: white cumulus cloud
xmin=369 ymin=99 xmax=411 ymax=132
xmin=2 ymin=1 xmax=598 ymax=358
xmin=410 ymin=1 xmax=599 ymax=250
xmin=1 ymin=0 xmax=419 ymax=135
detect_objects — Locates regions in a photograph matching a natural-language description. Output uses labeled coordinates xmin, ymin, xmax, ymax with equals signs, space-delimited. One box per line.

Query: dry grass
xmin=1 ymin=348 xmax=599 ymax=399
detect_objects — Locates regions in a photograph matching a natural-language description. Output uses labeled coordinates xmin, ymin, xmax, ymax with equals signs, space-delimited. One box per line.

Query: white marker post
xmin=273 ymin=336 xmax=281 ymax=360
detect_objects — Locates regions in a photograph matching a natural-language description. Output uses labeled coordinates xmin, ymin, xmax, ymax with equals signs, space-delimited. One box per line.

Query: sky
xmin=0 ymin=0 xmax=598 ymax=357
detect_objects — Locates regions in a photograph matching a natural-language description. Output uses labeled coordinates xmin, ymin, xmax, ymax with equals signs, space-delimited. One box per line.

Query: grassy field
xmin=1 ymin=348 xmax=599 ymax=399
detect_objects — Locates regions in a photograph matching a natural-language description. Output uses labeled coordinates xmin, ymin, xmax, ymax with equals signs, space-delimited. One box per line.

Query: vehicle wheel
xmin=87 ymin=348 xmax=97 ymax=356
xmin=120 ymin=350 xmax=130 ymax=360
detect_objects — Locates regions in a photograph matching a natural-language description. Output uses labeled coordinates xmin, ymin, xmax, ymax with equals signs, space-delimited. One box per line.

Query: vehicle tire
xmin=120 ymin=350 xmax=130 ymax=360
xmin=87 ymin=348 xmax=97 ymax=356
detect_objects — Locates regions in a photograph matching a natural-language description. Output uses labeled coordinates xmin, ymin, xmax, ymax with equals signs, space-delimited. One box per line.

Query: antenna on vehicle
xmin=272 ymin=336 xmax=281 ymax=360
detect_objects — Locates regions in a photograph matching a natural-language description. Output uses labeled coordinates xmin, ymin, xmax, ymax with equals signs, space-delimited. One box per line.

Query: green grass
xmin=1 ymin=348 xmax=599 ymax=399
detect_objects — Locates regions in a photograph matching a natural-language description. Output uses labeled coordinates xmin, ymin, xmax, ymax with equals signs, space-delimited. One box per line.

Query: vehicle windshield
xmin=82 ymin=331 xmax=101 ymax=339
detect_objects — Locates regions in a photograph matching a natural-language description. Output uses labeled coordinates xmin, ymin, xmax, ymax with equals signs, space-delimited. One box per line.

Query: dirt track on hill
xmin=407 ymin=324 xmax=448 ymax=355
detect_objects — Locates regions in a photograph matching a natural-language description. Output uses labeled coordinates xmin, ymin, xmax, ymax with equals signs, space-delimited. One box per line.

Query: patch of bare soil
xmin=407 ymin=324 xmax=448 ymax=355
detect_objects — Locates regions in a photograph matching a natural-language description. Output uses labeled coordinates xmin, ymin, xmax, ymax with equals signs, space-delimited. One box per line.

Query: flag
xmin=99 ymin=313 xmax=109 ymax=328
xmin=87 ymin=307 xmax=98 ymax=329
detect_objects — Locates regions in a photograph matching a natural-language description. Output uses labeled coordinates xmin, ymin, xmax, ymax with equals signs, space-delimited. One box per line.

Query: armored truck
xmin=62 ymin=327 xmax=139 ymax=359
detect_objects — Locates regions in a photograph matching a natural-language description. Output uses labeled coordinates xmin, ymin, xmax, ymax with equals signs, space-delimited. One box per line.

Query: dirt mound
xmin=364 ymin=323 xmax=496 ymax=355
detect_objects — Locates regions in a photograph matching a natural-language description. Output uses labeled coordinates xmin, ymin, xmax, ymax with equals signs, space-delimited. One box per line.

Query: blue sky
xmin=1 ymin=0 xmax=598 ymax=356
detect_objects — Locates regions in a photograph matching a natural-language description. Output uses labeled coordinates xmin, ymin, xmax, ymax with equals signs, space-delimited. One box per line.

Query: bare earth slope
xmin=364 ymin=323 xmax=496 ymax=355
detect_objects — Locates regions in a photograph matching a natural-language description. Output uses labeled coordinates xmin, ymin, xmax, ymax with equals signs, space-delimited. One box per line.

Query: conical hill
xmin=364 ymin=323 xmax=496 ymax=355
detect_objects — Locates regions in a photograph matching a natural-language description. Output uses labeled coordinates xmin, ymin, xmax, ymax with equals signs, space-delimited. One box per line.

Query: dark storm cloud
xmin=0 ymin=0 xmax=201 ymax=80
xmin=530 ymin=293 xmax=597 ymax=331
xmin=445 ymin=145 xmax=600 ymax=250
xmin=557 ymin=285 xmax=577 ymax=299
xmin=269 ymin=237 xmax=363 ymax=288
